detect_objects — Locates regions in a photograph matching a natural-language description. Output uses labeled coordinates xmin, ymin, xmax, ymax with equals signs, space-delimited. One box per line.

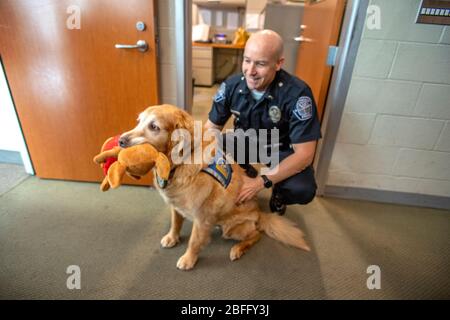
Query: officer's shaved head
xmin=242 ymin=29 xmax=285 ymax=91
xmin=246 ymin=30 xmax=284 ymax=60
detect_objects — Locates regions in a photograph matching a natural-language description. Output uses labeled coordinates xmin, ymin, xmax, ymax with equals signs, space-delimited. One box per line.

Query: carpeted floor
xmin=1 ymin=87 xmax=449 ymax=300
xmin=0 ymin=163 xmax=28 ymax=196
xmin=0 ymin=171 xmax=449 ymax=300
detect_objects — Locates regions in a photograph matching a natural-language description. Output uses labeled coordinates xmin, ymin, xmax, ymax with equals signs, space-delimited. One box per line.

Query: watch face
xmin=262 ymin=175 xmax=272 ymax=188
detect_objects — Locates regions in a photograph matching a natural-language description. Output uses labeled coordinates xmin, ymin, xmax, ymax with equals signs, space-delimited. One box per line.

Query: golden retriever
xmin=120 ymin=104 xmax=310 ymax=270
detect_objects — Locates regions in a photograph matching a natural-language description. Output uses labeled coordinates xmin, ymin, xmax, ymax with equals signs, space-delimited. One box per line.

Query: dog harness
xmin=201 ymin=150 xmax=233 ymax=188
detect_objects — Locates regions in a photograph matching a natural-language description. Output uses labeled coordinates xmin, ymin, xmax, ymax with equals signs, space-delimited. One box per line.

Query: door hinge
xmin=326 ymin=46 xmax=339 ymax=66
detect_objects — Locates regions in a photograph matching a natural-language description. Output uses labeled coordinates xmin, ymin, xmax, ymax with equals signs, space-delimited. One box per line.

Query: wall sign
xmin=416 ymin=0 xmax=450 ymax=25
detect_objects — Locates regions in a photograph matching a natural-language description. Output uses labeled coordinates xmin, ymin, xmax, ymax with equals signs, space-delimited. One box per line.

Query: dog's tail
xmin=258 ymin=213 xmax=311 ymax=251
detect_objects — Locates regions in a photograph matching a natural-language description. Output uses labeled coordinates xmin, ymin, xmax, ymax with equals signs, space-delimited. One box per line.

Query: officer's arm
xmin=264 ymin=140 xmax=317 ymax=184
xmin=205 ymin=119 xmax=224 ymax=132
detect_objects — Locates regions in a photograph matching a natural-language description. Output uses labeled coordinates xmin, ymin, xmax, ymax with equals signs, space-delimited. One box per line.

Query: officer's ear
xmin=276 ymin=56 xmax=285 ymax=71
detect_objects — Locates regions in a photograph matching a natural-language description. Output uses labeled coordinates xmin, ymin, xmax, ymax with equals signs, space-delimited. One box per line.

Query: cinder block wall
xmin=157 ymin=0 xmax=178 ymax=106
xmin=327 ymin=0 xmax=450 ymax=197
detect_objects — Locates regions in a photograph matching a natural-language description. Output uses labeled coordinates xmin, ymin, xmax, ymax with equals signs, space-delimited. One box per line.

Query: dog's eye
xmin=149 ymin=122 xmax=160 ymax=131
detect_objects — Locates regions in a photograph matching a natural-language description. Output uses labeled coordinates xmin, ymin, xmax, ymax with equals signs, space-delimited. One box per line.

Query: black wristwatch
xmin=260 ymin=175 xmax=273 ymax=188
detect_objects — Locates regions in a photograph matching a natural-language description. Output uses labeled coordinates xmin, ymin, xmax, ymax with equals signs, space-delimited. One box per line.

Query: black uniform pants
xmin=220 ymin=132 xmax=317 ymax=205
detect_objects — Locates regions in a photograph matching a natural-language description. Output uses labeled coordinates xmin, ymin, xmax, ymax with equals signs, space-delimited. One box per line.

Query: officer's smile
xmin=245 ymin=76 xmax=264 ymax=89
xmin=247 ymin=77 xmax=260 ymax=84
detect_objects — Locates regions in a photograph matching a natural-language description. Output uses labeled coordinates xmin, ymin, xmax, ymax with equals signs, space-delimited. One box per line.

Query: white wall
xmin=0 ymin=63 xmax=23 ymax=152
xmin=0 ymin=61 xmax=34 ymax=173
xmin=245 ymin=0 xmax=267 ymax=30
xmin=327 ymin=0 xmax=450 ymax=198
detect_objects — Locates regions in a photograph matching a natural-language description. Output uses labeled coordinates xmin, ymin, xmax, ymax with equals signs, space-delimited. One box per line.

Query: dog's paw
xmin=176 ymin=254 xmax=197 ymax=271
xmin=160 ymin=233 xmax=180 ymax=248
xmin=229 ymin=245 xmax=245 ymax=261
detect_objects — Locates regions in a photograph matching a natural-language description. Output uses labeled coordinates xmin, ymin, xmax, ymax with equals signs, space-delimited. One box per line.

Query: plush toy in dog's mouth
xmin=93 ymin=135 xmax=171 ymax=191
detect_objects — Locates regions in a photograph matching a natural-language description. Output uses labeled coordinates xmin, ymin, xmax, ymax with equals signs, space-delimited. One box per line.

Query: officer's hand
xmin=236 ymin=175 xmax=264 ymax=204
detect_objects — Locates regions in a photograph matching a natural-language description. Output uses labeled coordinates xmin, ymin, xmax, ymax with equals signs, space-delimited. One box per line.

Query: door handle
xmin=294 ymin=36 xmax=313 ymax=43
xmin=115 ymin=40 xmax=149 ymax=52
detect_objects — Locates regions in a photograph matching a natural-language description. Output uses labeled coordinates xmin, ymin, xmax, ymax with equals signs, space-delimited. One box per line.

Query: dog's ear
xmin=107 ymin=162 xmax=126 ymax=189
xmin=175 ymin=110 xmax=194 ymax=137
xmin=167 ymin=110 xmax=195 ymax=159
xmin=155 ymin=152 xmax=171 ymax=181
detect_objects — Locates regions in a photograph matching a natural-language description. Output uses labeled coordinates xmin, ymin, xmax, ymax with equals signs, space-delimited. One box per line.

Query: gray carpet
xmin=0 ymin=174 xmax=449 ymax=299
xmin=0 ymin=163 xmax=28 ymax=196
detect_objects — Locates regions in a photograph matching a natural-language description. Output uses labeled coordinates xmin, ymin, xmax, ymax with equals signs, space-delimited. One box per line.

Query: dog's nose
xmin=119 ymin=136 xmax=129 ymax=148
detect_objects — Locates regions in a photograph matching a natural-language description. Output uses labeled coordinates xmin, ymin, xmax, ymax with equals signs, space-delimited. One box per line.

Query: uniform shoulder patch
xmin=293 ymin=96 xmax=313 ymax=121
xmin=213 ymin=82 xmax=227 ymax=103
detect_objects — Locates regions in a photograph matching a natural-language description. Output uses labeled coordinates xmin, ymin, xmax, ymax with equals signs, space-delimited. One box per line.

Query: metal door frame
xmin=314 ymin=0 xmax=369 ymax=195
xmin=175 ymin=0 xmax=193 ymax=113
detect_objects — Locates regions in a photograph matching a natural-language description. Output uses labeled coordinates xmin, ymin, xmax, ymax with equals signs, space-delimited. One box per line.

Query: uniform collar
xmin=237 ymin=70 xmax=286 ymax=102
xmin=237 ymin=74 xmax=250 ymax=95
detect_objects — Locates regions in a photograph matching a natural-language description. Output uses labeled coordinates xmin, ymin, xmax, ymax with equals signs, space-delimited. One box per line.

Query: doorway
xmin=187 ymin=0 xmax=369 ymax=195
xmin=190 ymin=0 xmax=246 ymax=125
xmin=189 ymin=0 xmax=346 ymax=125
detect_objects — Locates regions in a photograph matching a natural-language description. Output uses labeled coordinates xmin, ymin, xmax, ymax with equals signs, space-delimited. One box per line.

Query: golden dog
xmin=120 ymin=104 xmax=310 ymax=270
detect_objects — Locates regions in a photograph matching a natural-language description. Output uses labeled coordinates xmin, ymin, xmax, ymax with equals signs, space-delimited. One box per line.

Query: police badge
xmin=269 ymin=105 xmax=282 ymax=123
xmin=213 ymin=82 xmax=226 ymax=103
xmin=293 ymin=96 xmax=313 ymax=121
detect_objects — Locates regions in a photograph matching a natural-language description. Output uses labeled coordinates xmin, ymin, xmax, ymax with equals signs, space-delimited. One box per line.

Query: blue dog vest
xmin=202 ymin=150 xmax=232 ymax=188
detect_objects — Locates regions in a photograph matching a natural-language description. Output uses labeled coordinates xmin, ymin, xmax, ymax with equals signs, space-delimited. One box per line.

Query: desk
xmin=192 ymin=42 xmax=245 ymax=86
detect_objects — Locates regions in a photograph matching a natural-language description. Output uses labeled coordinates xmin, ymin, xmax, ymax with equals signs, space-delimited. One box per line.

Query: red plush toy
xmin=100 ymin=135 xmax=121 ymax=176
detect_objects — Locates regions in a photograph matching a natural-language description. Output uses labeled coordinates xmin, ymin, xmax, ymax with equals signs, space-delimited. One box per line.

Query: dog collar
xmin=156 ymin=167 xmax=177 ymax=189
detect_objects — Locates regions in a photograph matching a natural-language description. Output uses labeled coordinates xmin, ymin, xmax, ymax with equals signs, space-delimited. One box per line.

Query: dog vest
xmin=201 ymin=150 xmax=232 ymax=188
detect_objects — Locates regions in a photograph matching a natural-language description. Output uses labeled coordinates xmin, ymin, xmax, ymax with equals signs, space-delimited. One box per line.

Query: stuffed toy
xmin=93 ymin=135 xmax=171 ymax=191
xmin=232 ymin=27 xmax=249 ymax=46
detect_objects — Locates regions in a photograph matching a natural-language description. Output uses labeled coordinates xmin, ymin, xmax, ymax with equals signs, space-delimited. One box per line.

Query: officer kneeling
xmin=205 ymin=30 xmax=321 ymax=215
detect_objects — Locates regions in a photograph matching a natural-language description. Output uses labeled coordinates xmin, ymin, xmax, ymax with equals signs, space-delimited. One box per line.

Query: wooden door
xmin=0 ymin=0 xmax=159 ymax=184
xmin=295 ymin=0 xmax=346 ymax=121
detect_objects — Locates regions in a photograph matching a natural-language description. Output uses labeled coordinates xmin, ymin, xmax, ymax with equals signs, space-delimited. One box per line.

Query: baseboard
xmin=0 ymin=150 xmax=23 ymax=165
xmin=324 ymin=185 xmax=450 ymax=211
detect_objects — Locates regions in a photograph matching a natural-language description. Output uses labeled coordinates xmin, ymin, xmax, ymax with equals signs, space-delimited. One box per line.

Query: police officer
xmin=205 ymin=30 xmax=321 ymax=215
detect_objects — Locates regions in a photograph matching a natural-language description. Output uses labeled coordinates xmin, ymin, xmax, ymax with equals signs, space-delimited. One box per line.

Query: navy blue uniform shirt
xmin=208 ymin=69 xmax=321 ymax=150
